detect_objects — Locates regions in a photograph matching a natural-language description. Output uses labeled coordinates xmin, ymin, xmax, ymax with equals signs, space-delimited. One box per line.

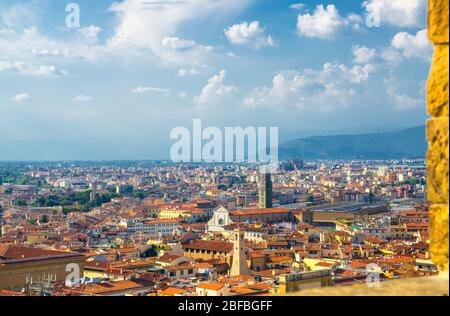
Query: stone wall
xmin=427 ymin=0 xmax=449 ymax=271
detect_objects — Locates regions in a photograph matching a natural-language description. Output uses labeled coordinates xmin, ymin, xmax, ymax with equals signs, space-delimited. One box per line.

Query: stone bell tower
xmin=230 ymin=229 xmax=251 ymax=277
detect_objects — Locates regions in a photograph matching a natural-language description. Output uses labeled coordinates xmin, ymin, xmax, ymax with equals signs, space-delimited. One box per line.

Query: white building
xmin=207 ymin=206 xmax=233 ymax=232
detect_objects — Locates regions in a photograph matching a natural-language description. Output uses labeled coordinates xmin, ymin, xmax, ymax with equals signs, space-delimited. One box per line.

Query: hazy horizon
xmin=0 ymin=124 xmax=426 ymax=161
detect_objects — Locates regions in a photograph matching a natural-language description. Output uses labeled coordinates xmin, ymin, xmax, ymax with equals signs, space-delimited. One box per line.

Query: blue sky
xmin=0 ymin=0 xmax=432 ymax=160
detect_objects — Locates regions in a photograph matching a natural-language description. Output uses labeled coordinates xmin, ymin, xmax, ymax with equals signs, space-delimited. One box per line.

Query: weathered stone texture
xmin=428 ymin=0 xmax=449 ymax=44
xmin=427 ymin=45 xmax=449 ymax=117
xmin=430 ymin=204 xmax=449 ymax=271
xmin=428 ymin=0 xmax=449 ymax=272
xmin=427 ymin=117 xmax=449 ymax=203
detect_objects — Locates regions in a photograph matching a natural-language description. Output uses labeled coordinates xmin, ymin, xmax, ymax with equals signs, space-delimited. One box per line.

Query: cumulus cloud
xmin=352 ymin=45 xmax=377 ymax=64
xmin=244 ymin=62 xmax=374 ymax=110
xmin=224 ymin=21 xmax=276 ymax=49
xmin=362 ymin=0 xmax=426 ymax=28
xmin=158 ymin=36 xmax=214 ymax=65
xmin=391 ymin=29 xmax=433 ymax=60
xmin=11 ymin=93 xmax=30 ymax=103
xmin=107 ymin=0 xmax=253 ymax=65
xmin=297 ymin=5 xmax=362 ymax=39
xmin=350 ymin=29 xmax=432 ymax=66
xmin=131 ymin=86 xmax=171 ymax=95
xmin=72 ymin=95 xmax=93 ymax=103
xmin=195 ymin=70 xmax=238 ymax=105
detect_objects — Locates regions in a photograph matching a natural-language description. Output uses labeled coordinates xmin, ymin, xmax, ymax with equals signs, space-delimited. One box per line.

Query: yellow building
xmin=158 ymin=208 xmax=191 ymax=220
xmin=183 ymin=240 xmax=233 ymax=264
xmin=25 ymin=232 xmax=49 ymax=245
xmin=274 ymin=270 xmax=333 ymax=294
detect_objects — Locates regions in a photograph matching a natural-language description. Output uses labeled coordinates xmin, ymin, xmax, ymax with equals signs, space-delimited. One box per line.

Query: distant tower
xmin=258 ymin=173 xmax=273 ymax=209
xmin=116 ymin=185 xmax=121 ymax=195
xmin=230 ymin=229 xmax=251 ymax=277
xmin=89 ymin=190 xmax=96 ymax=202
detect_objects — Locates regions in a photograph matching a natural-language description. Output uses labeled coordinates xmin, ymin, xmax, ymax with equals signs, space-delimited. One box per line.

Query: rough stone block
xmin=428 ymin=0 xmax=449 ymax=44
xmin=427 ymin=117 xmax=449 ymax=203
xmin=427 ymin=45 xmax=449 ymax=117
xmin=430 ymin=204 xmax=449 ymax=272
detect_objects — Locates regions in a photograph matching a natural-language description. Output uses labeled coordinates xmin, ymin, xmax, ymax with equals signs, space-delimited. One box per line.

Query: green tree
xmin=40 ymin=215 xmax=49 ymax=224
xmin=141 ymin=245 xmax=158 ymax=258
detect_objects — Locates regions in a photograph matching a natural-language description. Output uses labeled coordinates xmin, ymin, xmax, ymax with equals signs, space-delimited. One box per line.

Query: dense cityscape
xmin=0 ymin=159 xmax=435 ymax=296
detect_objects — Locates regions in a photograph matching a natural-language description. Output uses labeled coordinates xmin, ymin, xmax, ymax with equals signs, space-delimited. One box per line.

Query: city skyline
xmin=0 ymin=0 xmax=432 ymax=160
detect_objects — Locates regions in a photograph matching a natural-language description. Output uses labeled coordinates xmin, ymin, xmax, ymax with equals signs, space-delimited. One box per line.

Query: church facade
xmin=207 ymin=206 xmax=234 ymax=232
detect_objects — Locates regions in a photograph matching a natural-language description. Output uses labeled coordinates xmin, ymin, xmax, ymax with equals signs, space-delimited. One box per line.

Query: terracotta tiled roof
xmin=159 ymin=287 xmax=188 ymax=296
xmin=183 ymin=240 xmax=233 ymax=252
xmin=80 ymin=280 xmax=150 ymax=295
xmin=268 ymin=255 xmax=293 ymax=263
xmin=157 ymin=254 xmax=183 ymax=263
xmin=0 ymin=245 xmax=82 ymax=261
xmin=197 ymin=282 xmax=225 ymax=291
xmin=230 ymin=208 xmax=290 ymax=216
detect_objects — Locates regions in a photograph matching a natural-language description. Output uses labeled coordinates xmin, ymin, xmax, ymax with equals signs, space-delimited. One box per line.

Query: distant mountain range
xmin=279 ymin=126 xmax=427 ymax=160
xmin=0 ymin=126 xmax=427 ymax=161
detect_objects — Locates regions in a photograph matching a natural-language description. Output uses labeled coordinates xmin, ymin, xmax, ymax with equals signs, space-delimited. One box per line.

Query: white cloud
xmin=72 ymin=95 xmax=93 ymax=103
xmin=385 ymin=81 xmax=423 ymax=110
xmin=379 ymin=48 xmax=403 ymax=64
xmin=391 ymin=29 xmax=433 ymax=60
xmin=11 ymin=93 xmax=30 ymax=103
xmin=297 ymin=5 xmax=362 ymax=39
xmin=350 ymin=29 xmax=432 ymax=66
xmin=0 ymin=2 xmax=39 ymax=28
xmin=79 ymin=25 xmax=102 ymax=41
xmin=157 ymin=36 xmax=214 ymax=65
xmin=362 ymin=0 xmax=426 ymax=28
xmin=178 ymin=68 xmax=200 ymax=77
xmin=289 ymin=3 xmax=306 ymax=10
xmin=226 ymin=52 xmax=238 ymax=58
xmin=131 ymin=86 xmax=171 ymax=95
xmin=224 ymin=21 xmax=276 ymax=49
xmin=321 ymin=63 xmax=374 ymax=84
xmin=0 ymin=28 xmax=15 ymax=36
xmin=162 ymin=37 xmax=198 ymax=50
xmin=195 ymin=70 xmax=238 ymax=105
xmin=0 ymin=59 xmax=66 ymax=76
xmin=352 ymin=45 xmax=377 ymax=64
xmin=244 ymin=62 xmax=374 ymax=110
xmin=0 ymin=26 xmax=107 ymax=67
xmin=107 ymin=0 xmax=253 ymax=65
xmin=390 ymin=92 xmax=422 ymax=110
